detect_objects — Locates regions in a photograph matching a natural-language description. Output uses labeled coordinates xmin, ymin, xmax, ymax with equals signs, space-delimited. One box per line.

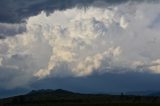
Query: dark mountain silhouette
xmin=27 ymin=89 xmax=75 ymax=96
xmin=1 ymin=89 xmax=160 ymax=106
xmin=125 ymin=91 xmax=156 ymax=96
xmin=125 ymin=91 xmax=160 ymax=97
xmin=149 ymin=92 xmax=160 ymax=96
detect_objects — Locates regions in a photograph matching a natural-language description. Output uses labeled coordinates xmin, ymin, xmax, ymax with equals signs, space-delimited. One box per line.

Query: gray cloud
xmin=0 ymin=1 xmax=160 ymax=89
xmin=30 ymin=72 xmax=160 ymax=93
xmin=0 ymin=36 xmax=5 ymax=39
xmin=0 ymin=0 xmax=128 ymax=38
xmin=0 ymin=23 xmax=26 ymax=37
xmin=1 ymin=71 xmax=160 ymax=98
xmin=0 ymin=0 xmax=128 ymax=23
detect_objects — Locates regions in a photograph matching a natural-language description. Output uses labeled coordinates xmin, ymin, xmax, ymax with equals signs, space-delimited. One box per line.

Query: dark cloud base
xmin=0 ymin=0 xmax=128 ymax=23
xmin=31 ymin=72 xmax=160 ymax=93
xmin=1 ymin=72 xmax=159 ymax=98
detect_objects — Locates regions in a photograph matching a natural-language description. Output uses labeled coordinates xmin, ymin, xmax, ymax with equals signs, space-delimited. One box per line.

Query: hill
xmin=27 ymin=89 xmax=75 ymax=96
xmin=1 ymin=89 xmax=160 ymax=106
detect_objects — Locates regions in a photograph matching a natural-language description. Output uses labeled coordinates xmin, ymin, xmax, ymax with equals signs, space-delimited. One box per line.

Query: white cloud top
xmin=0 ymin=1 xmax=160 ymax=88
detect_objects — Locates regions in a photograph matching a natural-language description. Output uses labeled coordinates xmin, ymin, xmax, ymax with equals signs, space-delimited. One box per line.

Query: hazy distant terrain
xmin=1 ymin=89 xmax=160 ymax=106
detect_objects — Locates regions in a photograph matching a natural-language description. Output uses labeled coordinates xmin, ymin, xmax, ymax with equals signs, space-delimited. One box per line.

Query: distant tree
xmin=12 ymin=96 xmax=25 ymax=104
xmin=120 ymin=92 xmax=125 ymax=101
xmin=133 ymin=96 xmax=141 ymax=103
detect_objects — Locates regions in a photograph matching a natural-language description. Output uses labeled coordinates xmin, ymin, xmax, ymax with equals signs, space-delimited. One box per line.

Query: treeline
xmin=0 ymin=91 xmax=160 ymax=106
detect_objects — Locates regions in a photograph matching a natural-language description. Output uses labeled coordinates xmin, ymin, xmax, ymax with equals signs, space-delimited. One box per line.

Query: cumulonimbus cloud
xmin=0 ymin=1 xmax=160 ymax=88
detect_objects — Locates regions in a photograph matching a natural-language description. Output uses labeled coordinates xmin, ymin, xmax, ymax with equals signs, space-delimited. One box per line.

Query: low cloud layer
xmin=0 ymin=23 xmax=26 ymax=38
xmin=0 ymin=1 xmax=160 ymax=88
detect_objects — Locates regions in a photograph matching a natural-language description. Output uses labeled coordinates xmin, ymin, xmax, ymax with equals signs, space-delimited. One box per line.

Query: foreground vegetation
xmin=0 ymin=89 xmax=160 ymax=106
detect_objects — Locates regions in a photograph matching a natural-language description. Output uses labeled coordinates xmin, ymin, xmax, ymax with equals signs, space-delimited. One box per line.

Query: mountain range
xmin=1 ymin=89 xmax=160 ymax=106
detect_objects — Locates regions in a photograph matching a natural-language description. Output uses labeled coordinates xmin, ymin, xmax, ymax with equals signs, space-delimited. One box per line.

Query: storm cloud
xmin=0 ymin=0 xmax=127 ymax=23
xmin=0 ymin=0 xmax=160 ymax=90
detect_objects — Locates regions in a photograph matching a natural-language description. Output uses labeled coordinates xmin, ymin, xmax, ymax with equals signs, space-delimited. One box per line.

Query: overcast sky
xmin=0 ymin=0 xmax=160 ymax=98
